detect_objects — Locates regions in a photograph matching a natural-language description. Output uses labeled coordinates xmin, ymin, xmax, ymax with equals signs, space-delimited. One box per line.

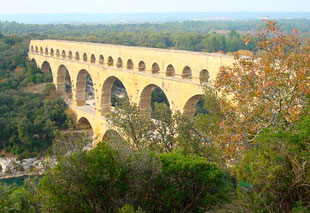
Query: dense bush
xmin=136 ymin=152 xmax=234 ymax=212
xmin=39 ymin=143 xmax=233 ymax=212
xmin=0 ymin=91 xmax=69 ymax=158
xmin=234 ymin=113 xmax=310 ymax=212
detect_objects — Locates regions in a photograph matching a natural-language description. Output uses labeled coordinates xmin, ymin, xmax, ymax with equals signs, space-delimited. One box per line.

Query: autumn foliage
xmin=214 ymin=21 xmax=310 ymax=154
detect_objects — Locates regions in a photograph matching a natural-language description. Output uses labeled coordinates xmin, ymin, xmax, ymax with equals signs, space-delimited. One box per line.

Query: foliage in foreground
xmin=38 ymin=142 xmax=233 ymax=212
xmin=213 ymin=21 xmax=310 ymax=158
xmin=233 ymin=111 xmax=310 ymax=212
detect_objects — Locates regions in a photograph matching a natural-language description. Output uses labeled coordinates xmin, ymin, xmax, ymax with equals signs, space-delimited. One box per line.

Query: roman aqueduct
xmin=28 ymin=39 xmax=234 ymax=141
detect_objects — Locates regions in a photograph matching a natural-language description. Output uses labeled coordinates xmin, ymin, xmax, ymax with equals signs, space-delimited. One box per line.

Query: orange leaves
xmin=213 ymin=21 xmax=310 ymax=157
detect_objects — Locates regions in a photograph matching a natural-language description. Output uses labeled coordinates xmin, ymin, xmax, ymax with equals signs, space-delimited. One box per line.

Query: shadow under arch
xmin=101 ymin=129 xmax=123 ymax=143
xmin=139 ymin=84 xmax=170 ymax=114
xmin=30 ymin=58 xmax=37 ymax=68
xmin=166 ymin=64 xmax=175 ymax=77
xmin=41 ymin=61 xmax=52 ymax=73
xmin=183 ymin=94 xmax=204 ymax=117
xmin=57 ymin=65 xmax=72 ymax=98
xmin=75 ymin=69 xmax=95 ymax=106
xmin=76 ymin=117 xmax=94 ymax=137
xmin=182 ymin=66 xmax=192 ymax=80
xmin=200 ymin=69 xmax=210 ymax=84
xmin=100 ymin=76 xmax=128 ymax=116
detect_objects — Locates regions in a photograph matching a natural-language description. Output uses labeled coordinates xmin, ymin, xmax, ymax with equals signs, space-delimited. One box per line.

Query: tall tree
xmin=214 ymin=21 xmax=310 ymax=155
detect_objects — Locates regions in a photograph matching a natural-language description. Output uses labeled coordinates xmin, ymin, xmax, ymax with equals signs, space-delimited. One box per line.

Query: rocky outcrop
xmin=0 ymin=157 xmax=57 ymax=179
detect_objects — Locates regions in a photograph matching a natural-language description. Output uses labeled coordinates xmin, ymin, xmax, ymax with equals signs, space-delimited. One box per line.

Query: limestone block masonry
xmin=28 ymin=39 xmax=234 ymax=142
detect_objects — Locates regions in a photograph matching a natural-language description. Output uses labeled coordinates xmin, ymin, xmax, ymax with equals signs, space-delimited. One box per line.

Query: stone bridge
xmin=28 ymin=39 xmax=234 ymax=141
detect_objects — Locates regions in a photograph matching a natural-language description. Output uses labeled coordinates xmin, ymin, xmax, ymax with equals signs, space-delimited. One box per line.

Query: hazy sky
xmin=1 ymin=0 xmax=310 ymax=14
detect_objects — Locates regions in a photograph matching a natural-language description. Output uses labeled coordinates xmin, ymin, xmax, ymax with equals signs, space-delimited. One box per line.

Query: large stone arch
xmin=183 ymin=94 xmax=203 ymax=116
xmin=75 ymin=69 xmax=95 ymax=106
xmin=30 ymin=58 xmax=37 ymax=68
xmin=102 ymin=129 xmax=123 ymax=142
xmin=41 ymin=61 xmax=52 ymax=73
xmin=56 ymin=65 xmax=72 ymax=96
xmin=100 ymin=76 xmax=128 ymax=116
xmin=76 ymin=117 xmax=94 ymax=135
xmin=139 ymin=84 xmax=170 ymax=114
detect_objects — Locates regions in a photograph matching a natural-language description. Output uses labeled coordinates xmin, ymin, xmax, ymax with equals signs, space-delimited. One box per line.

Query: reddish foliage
xmin=214 ymin=21 xmax=310 ymax=156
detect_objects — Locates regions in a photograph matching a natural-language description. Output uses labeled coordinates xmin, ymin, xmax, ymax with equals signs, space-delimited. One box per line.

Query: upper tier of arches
xmin=30 ymin=44 xmax=211 ymax=84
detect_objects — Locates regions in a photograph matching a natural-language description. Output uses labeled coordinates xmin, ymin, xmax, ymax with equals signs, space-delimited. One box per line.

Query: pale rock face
xmin=0 ymin=157 xmax=56 ymax=179
xmin=0 ymin=158 xmax=15 ymax=173
xmin=22 ymin=158 xmax=36 ymax=171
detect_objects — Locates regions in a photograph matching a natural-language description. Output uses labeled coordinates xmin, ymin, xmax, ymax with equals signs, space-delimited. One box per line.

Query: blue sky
xmin=1 ymin=0 xmax=310 ymax=14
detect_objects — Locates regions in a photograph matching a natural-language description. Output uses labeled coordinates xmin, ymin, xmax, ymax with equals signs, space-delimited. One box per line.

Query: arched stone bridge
xmin=28 ymin=39 xmax=234 ymax=141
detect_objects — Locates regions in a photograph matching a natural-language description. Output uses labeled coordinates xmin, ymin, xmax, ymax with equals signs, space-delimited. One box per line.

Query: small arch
xmin=50 ymin=48 xmax=54 ymax=56
xmin=76 ymin=117 xmax=93 ymax=136
xmin=40 ymin=47 xmax=43 ymax=54
xmin=62 ymin=50 xmax=66 ymax=58
xmin=75 ymin=52 xmax=80 ymax=60
xmin=56 ymin=49 xmax=60 ymax=57
xmin=68 ymin=51 xmax=73 ymax=59
xmin=35 ymin=46 xmax=38 ymax=53
xmin=83 ymin=53 xmax=88 ymax=62
xmin=139 ymin=84 xmax=170 ymax=114
xmin=166 ymin=64 xmax=175 ymax=77
xmin=200 ymin=69 xmax=210 ymax=83
xmin=45 ymin=47 xmax=48 ymax=55
xmin=99 ymin=55 xmax=104 ymax=65
xmin=90 ymin=54 xmax=96 ymax=63
xmin=151 ymin=63 xmax=160 ymax=74
xmin=108 ymin=56 xmax=113 ymax=66
xmin=183 ymin=95 xmax=204 ymax=117
xmin=41 ymin=61 xmax=52 ymax=74
xmin=138 ymin=61 xmax=146 ymax=71
xmin=30 ymin=46 xmax=34 ymax=52
xmin=116 ymin=57 xmax=123 ymax=68
xmin=182 ymin=66 xmax=192 ymax=80
xmin=127 ymin=59 xmax=134 ymax=70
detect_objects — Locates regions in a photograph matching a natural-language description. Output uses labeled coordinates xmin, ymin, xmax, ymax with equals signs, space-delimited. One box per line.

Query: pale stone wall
xmin=28 ymin=39 xmax=234 ymax=141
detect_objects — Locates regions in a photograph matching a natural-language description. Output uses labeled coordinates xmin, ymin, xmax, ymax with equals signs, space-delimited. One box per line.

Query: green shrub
xmin=39 ymin=142 xmax=234 ymax=212
xmin=136 ymin=152 xmax=234 ymax=212
xmin=234 ymin=114 xmax=310 ymax=212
